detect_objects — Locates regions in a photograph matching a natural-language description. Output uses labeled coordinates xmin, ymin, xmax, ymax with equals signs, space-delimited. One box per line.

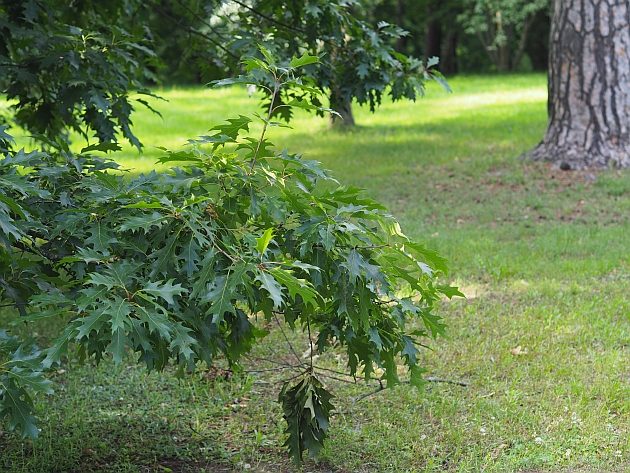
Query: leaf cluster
xmin=0 ymin=0 xmax=158 ymax=149
xmin=150 ymin=0 xmax=448 ymax=118
xmin=0 ymin=51 xmax=459 ymax=461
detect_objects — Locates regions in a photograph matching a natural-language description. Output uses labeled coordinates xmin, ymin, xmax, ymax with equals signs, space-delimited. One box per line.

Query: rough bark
xmin=528 ymin=0 xmax=630 ymax=168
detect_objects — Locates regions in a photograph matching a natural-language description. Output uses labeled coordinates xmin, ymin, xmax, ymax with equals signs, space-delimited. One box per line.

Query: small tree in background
xmin=144 ymin=0 xmax=447 ymax=127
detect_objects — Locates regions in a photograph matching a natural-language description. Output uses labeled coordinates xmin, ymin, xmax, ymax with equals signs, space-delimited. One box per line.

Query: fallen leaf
xmin=510 ymin=345 xmax=528 ymax=356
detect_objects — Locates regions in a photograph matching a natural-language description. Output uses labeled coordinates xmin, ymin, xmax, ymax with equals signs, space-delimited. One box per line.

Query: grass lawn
xmin=1 ymin=74 xmax=629 ymax=472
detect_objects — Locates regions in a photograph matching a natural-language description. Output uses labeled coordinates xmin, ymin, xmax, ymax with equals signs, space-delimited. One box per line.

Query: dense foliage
xmin=1 ymin=1 xmax=459 ymax=462
xmin=0 ymin=0 xmax=157 ymax=148
xmin=0 ymin=51 xmax=459 ymax=461
xmin=145 ymin=0 xmax=549 ymax=84
xmin=145 ymin=0 xmax=447 ymax=126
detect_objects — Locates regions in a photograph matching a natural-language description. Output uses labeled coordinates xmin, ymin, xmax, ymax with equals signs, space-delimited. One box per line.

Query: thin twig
xmin=425 ymin=376 xmax=469 ymax=387
xmin=150 ymin=1 xmax=238 ymax=59
xmin=244 ymin=354 xmax=298 ymax=369
xmin=313 ymin=365 xmax=357 ymax=379
xmin=306 ymin=317 xmax=314 ymax=371
xmin=245 ymin=365 xmax=296 ymax=373
xmin=272 ymin=313 xmax=303 ymax=365
xmin=249 ymin=81 xmax=279 ymax=172
xmin=352 ymin=377 xmax=469 ymax=403
xmin=353 ymin=380 xmax=385 ymax=403
xmin=314 ymin=371 xmax=359 ymax=385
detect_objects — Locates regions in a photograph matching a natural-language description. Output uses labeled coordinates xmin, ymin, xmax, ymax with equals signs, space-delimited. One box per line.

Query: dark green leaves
xmin=0 ymin=331 xmax=52 ymax=438
xmin=279 ymin=375 xmax=334 ymax=463
xmin=0 ymin=50 xmax=458 ymax=460
xmin=257 ymin=271 xmax=285 ymax=310
xmin=142 ymin=280 xmax=186 ymax=305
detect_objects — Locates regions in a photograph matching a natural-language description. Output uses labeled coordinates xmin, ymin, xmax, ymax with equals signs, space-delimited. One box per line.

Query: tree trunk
xmin=425 ymin=19 xmax=442 ymax=60
xmin=329 ymin=88 xmax=355 ymax=128
xmin=497 ymin=42 xmax=512 ymax=72
xmin=440 ymin=31 xmax=458 ymax=75
xmin=528 ymin=0 xmax=630 ymax=169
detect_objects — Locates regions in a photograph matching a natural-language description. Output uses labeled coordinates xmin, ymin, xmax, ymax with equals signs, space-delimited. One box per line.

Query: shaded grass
xmin=1 ymin=73 xmax=629 ymax=472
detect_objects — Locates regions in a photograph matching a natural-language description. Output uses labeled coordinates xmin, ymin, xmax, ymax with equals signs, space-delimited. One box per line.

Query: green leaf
xmin=278 ymin=375 xmax=334 ymax=463
xmin=106 ymin=297 xmax=133 ymax=333
xmin=438 ymin=285 xmax=465 ymax=299
xmin=87 ymin=272 xmax=117 ymax=290
xmin=401 ymin=336 xmax=418 ymax=365
xmin=80 ymin=142 xmax=121 ymax=153
xmin=289 ymin=53 xmax=319 ymax=69
xmin=42 ymin=326 xmax=74 ymax=368
xmin=257 ymin=271 xmax=284 ymax=310
xmin=7 ymin=367 xmax=53 ymax=395
xmin=85 ymin=222 xmax=117 ymax=254
xmin=405 ymin=241 xmax=449 ymax=274
xmin=143 ymin=280 xmax=186 ymax=305
xmin=256 ymin=228 xmax=274 ymax=255
xmin=121 ymin=201 xmax=164 ymax=209
xmin=155 ymin=150 xmax=202 ymax=164
xmin=205 ymin=263 xmax=249 ymax=323
xmin=409 ymin=365 xmax=427 ymax=389
xmin=420 ymin=309 xmax=446 ymax=338
xmin=135 ymin=305 xmax=172 ymax=341
xmin=169 ymin=324 xmax=196 ymax=361
xmin=119 ymin=211 xmax=167 ymax=233
xmin=210 ymin=115 xmax=251 ymax=140
xmin=0 ymin=385 xmax=40 ymax=438
xmin=268 ymin=268 xmax=322 ymax=308
xmin=75 ymin=310 xmax=107 ymax=340
xmin=108 ymin=328 xmax=127 ymax=364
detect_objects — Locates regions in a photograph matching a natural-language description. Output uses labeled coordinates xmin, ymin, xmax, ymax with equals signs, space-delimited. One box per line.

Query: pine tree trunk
xmin=528 ymin=0 xmax=630 ymax=168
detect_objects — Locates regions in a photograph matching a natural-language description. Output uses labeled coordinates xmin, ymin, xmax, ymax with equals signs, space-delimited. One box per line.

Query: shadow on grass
xmin=1 ymin=414 xmax=235 ymax=473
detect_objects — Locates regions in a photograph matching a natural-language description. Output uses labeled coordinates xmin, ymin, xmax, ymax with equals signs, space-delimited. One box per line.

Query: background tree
xmin=367 ymin=0 xmax=463 ymax=75
xmin=458 ymin=0 xmax=549 ymax=72
xmin=0 ymin=0 xmax=156 ymax=149
xmin=528 ymin=0 xmax=630 ymax=168
xmin=171 ymin=0 xmax=446 ymax=127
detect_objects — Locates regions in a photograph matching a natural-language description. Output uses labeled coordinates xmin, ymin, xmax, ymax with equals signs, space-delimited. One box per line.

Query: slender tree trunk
xmin=425 ymin=19 xmax=442 ymax=59
xmin=329 ymin=87 xmax=355 ymax=128
xmin=513 ymin=17 xmax=534 ymax=71
xmin=440 ymin=31 xmax=458 ymax=75
xmin=497 ymin=43 xmax=511 ymax=72
xmin=528 ymin=0 xmax=630 ymax=168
